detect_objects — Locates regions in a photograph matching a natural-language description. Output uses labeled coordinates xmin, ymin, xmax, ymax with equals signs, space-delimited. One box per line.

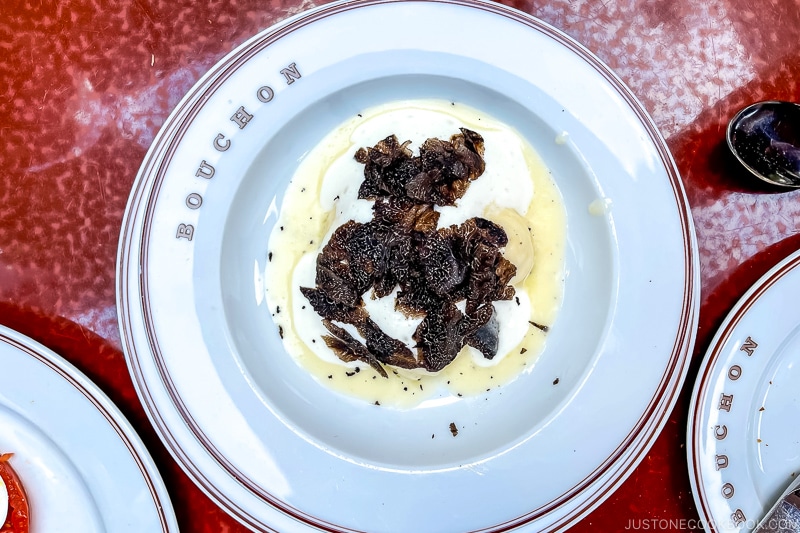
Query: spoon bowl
xmin=726 ymin=100 xmax=800 ymax=188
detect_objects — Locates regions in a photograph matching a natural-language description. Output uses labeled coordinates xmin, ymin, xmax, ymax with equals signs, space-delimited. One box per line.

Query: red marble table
xmin=1 ymin=0 xmax=799 ymax=531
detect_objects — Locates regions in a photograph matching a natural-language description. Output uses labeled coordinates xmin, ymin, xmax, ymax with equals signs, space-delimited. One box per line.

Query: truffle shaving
xmin=301 ymin=129 xmax=519 ymax=375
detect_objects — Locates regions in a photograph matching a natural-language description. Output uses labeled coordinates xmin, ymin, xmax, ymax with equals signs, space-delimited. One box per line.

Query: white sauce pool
xmin=264 ymin=99 xmax=566 ymax=408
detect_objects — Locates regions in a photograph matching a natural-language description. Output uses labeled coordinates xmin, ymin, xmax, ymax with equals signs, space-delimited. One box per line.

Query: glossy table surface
xmin=2 ymin=0 xmax=799 ymax=531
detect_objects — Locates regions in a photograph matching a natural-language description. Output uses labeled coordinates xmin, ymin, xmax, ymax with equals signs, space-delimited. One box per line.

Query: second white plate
xmin=0 ymin=326 xmax=178 ymax=533
xmin=689 ymin=249 xmax=800 ymax=533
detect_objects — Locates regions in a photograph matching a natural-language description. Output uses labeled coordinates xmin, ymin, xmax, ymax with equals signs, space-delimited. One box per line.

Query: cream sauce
xmin=264 ymin=99 xmax=566 ymax=408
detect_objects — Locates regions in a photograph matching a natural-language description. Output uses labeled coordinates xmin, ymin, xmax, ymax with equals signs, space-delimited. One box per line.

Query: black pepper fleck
xmin=529 ymin=320 xmax=550 ymax=332
xmin=553 ymin=377 xmax=560 ymax=385
xmin=449 ymin=422 xmax=458 ymax=437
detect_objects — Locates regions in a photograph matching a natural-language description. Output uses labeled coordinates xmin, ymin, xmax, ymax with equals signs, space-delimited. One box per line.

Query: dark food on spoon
xmin=300 ymin=129 xmax=518 ymax=375
xmin=727 ymin=101 xmax=800 ymax=188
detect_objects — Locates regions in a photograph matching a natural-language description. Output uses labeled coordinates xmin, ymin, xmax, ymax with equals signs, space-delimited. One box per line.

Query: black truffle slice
xmin=463 ymin=306 xmax=500 ymax=359
xmin=313 ymin=221 xmax=370 ymax=306
xmin=321 ymin=319 xmax=388 ymax=378
xmin=419 ymin=231 xmax=466 ymax=297
xmin=358 ymin=318 xmax=418 ymax=370
xmin=354 ymin=135 xmax=416 ymax=199
xmin=356 ymin=129 xmax=486 ymax=206
xmin=300 ymin=287 xmax=367 ymax=324
xmin=413 ymin=302 xmax=465 ymax=372
xmin=371 ymin=196 xmax=440 ymax=233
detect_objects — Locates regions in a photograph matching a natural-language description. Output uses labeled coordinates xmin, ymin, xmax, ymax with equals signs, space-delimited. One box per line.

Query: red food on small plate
xmin=0 ymin=454 xmax=29 ymax=533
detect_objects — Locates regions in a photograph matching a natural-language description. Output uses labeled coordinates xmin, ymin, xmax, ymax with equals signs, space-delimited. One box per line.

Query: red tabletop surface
xmin=2 ymin=0 xmax=800 ymax=531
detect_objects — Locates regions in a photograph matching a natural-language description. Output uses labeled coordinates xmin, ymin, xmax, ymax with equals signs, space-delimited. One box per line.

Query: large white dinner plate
xmin=0 ymin=325 xmax=178 ymax=532
xmin=688 ymin=249 xmax=800 ymax=533
xmin=117 ymin=0 xmax=699 ymax=531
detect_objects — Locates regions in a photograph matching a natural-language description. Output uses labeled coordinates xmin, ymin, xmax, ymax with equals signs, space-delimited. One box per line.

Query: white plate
xmin=0 ymin=325 xmax=178 ymax=533
xmin=117 ymin=0 xmax=699 ymax=531
xmin=688 ymin=249 xmax=800 ymax=533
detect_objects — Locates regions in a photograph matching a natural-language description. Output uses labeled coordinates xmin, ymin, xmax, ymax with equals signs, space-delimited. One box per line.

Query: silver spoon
xmin=726 ymin=100 xmax=800 ymax=188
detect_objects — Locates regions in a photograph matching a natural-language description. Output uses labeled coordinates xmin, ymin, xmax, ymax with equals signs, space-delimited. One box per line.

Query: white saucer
xmin=689 ymin=249 xmax=800 ymax=533
xmin=0 ymin=326 xmax=178 ymax=533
